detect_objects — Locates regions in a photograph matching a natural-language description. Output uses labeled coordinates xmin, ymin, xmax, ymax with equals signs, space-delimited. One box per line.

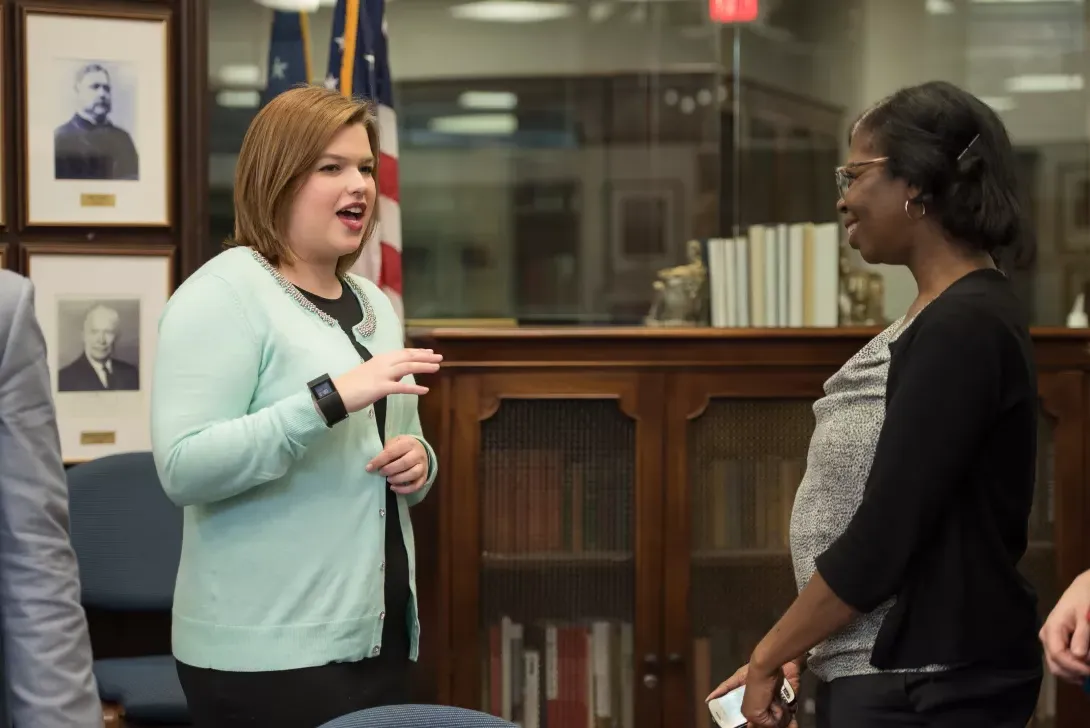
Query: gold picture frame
xmin=20 ymin=4 xmax=173 ymax=228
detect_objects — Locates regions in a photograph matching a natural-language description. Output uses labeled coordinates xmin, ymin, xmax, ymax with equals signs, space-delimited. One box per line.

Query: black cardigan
xmin=815 ymin=268 xmax=1041 ymax=671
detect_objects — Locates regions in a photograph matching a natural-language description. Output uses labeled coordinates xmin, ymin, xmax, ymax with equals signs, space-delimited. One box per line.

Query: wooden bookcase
xmin=407 ymin=327 xmax=1090 ymax=728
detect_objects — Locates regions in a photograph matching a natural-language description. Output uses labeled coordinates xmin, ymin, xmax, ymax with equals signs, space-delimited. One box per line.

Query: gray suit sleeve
xmin=0 ymin=274 xmax=103 ymax=727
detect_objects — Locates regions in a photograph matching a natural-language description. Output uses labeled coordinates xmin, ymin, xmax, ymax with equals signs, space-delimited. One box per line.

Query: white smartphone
xmin=708 ymin=680 xmax=796 ymax=728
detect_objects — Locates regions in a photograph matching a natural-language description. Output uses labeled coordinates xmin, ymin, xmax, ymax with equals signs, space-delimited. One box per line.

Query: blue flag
xmin=262 ymin=11 xmax=311 ymax=106
xmin=323 ymin=0 xmax=391 ymax=107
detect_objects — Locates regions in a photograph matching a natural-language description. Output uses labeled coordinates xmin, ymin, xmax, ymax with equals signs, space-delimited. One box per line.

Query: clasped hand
xmin=367 ymin=435 xmax=429 ymax=495
xmin=706 ymin=659 xmax=801 ymax=728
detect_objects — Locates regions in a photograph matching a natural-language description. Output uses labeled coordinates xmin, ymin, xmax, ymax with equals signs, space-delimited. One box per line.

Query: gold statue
xmin=645 ymin=240 xmax=707 ymax=327
xmin=838 ymin=247 xmax=886 ymax=326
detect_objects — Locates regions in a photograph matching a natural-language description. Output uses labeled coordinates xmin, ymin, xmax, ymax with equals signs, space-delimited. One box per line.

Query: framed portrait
xmin=23 ymin=243 xmax=174 ymax=463
xmin=1057 ymin=162 xmax=1090 ymax=253
xmin=21 ymin=5 xmax=172 ymax=227
xmin=0 ymin=244 xmax=6 ymax=269
xmin=607 ymin=179 xmax=681 ymax=275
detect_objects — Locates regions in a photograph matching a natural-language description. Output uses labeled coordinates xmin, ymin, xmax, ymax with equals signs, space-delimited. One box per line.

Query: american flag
xmin=325 ymin=0 xmax=403 ymax=321
xmin=261 ymin=11 xmax=311 ymax=106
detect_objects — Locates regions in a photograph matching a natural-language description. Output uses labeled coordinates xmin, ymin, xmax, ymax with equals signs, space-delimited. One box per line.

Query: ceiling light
xmin=254 ymin=0 xmax=321 ymax=11
xmin=973 ymin=0 xmax=1081 ymax=4
xmin=218 ymin=64 xmax=263 ymax=87
xmin=458 ymin=91 xmax=518 ymax=110
xmin=428 ymin=114 xmax=518 ymax=135
xmin=979 ymin=95 xmax=1017 ymax=111
xmin=1005 ymin=73 xmax=1083 ymax=93
xmin=217 ymin=90 xmax=261 ymax=108
xmin=450 ymin=1 xmax=573 ymax=23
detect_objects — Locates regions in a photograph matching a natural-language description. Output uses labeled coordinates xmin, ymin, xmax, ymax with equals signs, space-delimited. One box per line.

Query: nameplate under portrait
xmin=21 ymin=5 xmax=172 ymax=228
xmin=23 ymin=243 xmax=174 ymax=464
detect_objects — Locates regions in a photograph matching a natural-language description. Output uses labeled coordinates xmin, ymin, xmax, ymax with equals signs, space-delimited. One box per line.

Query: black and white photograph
xmin=22 ymin=6 xmax=172 ymax=227
xmin=54 ymin=59 xmax=139 ymax=182
xmin=24 ymin=243 xmax=174 ymax=462
xmin=55 ymin=298 xmax=141 ymax=392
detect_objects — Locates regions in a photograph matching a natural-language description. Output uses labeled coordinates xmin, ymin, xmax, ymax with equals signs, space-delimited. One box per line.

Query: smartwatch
xmin=308 ymin=373 xmax=348 ymax=427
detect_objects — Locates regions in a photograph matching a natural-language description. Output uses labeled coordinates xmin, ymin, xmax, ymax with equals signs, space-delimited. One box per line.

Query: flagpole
xmin=339 ymin=0 xmax=360 ymax=96
xmin=299 ymin=12 xmax=313 ymax=83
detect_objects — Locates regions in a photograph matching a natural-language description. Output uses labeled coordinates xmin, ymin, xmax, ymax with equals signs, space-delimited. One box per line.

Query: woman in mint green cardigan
xmin=150 ymin=85 xmax=442 ymax=728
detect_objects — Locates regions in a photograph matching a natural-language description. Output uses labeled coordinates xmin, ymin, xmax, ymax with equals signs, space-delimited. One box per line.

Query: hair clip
xmin=957 ymin=133 xmax=980 ymax=161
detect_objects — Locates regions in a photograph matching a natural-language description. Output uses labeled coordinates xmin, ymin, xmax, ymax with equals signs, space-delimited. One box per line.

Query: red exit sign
xmin=709 ymin=0 xmax=759 ymax=23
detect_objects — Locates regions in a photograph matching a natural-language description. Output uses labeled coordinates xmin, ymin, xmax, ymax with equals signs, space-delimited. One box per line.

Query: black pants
xmin=176 ymin=651 xmax=411 ymax=728
xmin=815 ymin=665 xmax=1041 ymax=728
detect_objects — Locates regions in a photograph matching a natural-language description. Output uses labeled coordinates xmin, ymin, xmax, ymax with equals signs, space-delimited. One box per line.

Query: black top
xmin=297 ymin=280 xmax=411 ymax=664
xmin=815 ymin=268 xmax=1041 ymax=671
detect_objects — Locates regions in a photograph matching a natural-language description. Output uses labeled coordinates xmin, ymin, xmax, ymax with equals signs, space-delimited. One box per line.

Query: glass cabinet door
xmin=666 ymin=370 xmax=1083 ymax=728
xmin=661 ymin=368 xmax=831 ymax=728
xmin=1028 ymin=370 xmax=1088 ymax=728
xmin=449 ymin=373 xmax=665 ymax=728
xmin=683 ymin=396 xmax=819 ymax=728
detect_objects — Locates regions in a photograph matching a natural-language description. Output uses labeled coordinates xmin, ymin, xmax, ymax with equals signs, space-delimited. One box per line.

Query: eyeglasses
xmin=835 ymin=156 xmax=889 ymax=199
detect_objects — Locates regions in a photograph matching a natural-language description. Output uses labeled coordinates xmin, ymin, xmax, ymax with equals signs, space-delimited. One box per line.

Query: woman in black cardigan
xmin=708 ymin=80 xmax=1041 ymax=727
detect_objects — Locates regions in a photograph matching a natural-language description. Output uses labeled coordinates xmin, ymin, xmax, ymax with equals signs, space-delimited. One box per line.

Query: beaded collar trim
xmin=249 ymin=248 xmax=376 ymax=339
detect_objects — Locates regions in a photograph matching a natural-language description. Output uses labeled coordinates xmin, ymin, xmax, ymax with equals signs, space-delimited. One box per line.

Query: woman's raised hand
xmin=333 ymin=348 xmax=443 ymax=412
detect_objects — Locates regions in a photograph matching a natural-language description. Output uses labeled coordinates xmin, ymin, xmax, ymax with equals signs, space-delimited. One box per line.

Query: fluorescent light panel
xmin=1005 ymin=73 xmax=1084 ymax=92
xmin=253 ymin=0 xmax=320 ymax=11
xmin=972 ymin=0 xmax=1082 ymax=4
xmin=428 ymin=113 xmax=518 ymax=135
xmin=458 ymin=91 xmax=518 ymax=110
xmin=217 ymin=90 xmax=261 ymax=108
xmin=450 ymin=1 xmax=574 ymax=23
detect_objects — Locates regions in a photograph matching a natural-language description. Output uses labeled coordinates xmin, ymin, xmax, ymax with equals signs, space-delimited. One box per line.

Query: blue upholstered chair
xmin=317 ymin=705 xmax=519 ymax=728
xmin=66 ymin=452 xmax=188 ymax=727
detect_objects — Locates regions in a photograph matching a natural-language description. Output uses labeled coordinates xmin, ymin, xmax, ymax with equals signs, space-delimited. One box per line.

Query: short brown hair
xmin=227 ymin=84 xmax=380 ymax=276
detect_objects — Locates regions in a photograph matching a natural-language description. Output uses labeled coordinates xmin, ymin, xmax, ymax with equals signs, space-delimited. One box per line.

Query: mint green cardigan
xmin=150 ymin=246 xmax=436 ymax=672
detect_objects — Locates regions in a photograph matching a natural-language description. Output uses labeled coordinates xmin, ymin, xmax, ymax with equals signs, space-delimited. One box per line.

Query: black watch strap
xmin=307 ymin=374 xmax=348 ymax=427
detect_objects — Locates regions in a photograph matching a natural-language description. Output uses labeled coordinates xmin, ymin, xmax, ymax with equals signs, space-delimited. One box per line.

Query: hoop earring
xmin=905 ymin=199 xmax=926 ymax=221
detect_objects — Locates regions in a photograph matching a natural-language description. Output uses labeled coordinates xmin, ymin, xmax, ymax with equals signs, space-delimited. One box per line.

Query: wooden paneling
xmin=411 ymin=326 xmax=1090 ymax=728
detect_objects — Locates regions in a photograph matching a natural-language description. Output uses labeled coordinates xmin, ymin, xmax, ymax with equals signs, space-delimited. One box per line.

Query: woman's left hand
xmin=741 ymin=661 xmax=791 ymax=728
xmin=367 ymin=435 xmax=428 ymax=495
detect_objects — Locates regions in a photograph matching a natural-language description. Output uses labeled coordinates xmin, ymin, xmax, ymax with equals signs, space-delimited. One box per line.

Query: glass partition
xmin=207 ymin=0 xmax=1090 ymax=324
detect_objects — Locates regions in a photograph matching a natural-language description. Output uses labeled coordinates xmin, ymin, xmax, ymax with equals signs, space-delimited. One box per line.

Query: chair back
xmin=66 ymin=452 xmax=182 ymax=611
xmin=317 ymin=705 xmax=519 ymax=728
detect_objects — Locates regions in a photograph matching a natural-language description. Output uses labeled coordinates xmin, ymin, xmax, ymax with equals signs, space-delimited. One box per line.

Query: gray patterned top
xmin=789 ymin=315 xmax=948 ymax=682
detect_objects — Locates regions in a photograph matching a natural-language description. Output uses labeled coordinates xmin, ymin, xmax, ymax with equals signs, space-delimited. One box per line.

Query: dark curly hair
xmin=850 ymin=80 xmax=1031 ymax=257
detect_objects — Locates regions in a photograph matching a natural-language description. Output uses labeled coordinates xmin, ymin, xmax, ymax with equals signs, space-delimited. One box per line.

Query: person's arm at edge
xmin=0 ymin=277 xmax=103 ymax=728
xmin=751 ymin=306 xmax=1004 ymax=673
xmin=151 ymin=273 xmax=330 ymax=507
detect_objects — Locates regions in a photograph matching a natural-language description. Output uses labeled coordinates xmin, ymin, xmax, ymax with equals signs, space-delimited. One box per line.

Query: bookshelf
xmin=408 ymin=328 xmax=1090 ymax=728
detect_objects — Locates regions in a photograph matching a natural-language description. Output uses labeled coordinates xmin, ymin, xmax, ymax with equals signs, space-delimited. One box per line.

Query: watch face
xmin=313 ymin=380 xmax=334 ymax=398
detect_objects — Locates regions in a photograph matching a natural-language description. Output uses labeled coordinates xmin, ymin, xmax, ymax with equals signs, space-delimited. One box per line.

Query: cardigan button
xmin=379 ymin=508 xmax=386 ymax=518
xmin=380 ymin=611 xmax=386 ymax=620
xmin=368 ymin=408 xmax=374 ymax=419
xmin=372 ymin=646 xmax=381 ymax=656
